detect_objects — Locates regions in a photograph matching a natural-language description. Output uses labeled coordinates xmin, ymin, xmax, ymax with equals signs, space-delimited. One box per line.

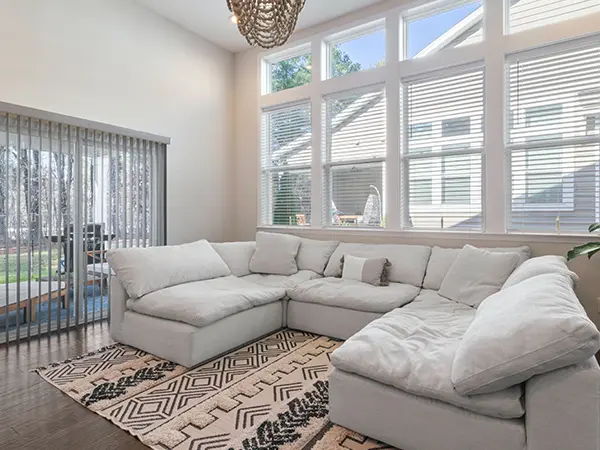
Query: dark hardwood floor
xmin=0 ymin=322 xmax=148 ymax=449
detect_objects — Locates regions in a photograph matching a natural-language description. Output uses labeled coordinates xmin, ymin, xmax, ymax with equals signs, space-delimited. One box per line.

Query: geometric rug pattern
xmin=35 ymin=329 xmax=397 ymax=449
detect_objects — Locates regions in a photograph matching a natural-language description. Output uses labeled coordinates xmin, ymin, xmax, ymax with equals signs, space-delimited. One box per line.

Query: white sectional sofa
xmin=107 ymin=232 xmax=600 ymax=450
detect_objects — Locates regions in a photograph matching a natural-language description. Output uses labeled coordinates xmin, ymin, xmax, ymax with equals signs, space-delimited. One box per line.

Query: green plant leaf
xmin=589 ymin=223 xmax=600 ymax=233
xmin=567 ymin=242 xmax=600 ymax=261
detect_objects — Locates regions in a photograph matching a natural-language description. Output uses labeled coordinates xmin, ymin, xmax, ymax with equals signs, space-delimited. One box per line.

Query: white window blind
xmin=508 ymin=0 xmax=600 ymax=34
xmin=507 ymin=43 xmax=600 ymax=233
xmin=403 ymin=67 xmax=484 ymax=230
xmin=323 ymin=87 xmax=386 ymax=227
xmin=260 ymin=103 xmax=312 ymax=226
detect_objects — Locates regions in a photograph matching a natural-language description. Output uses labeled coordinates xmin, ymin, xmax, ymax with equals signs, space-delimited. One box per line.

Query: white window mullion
xmin=386 ymin=13 xmax=401 ymax=230
xmin=483 ymin=0 xmax=506 ymax=233
xmin=310 ymin=38 xmax=324 ymax=229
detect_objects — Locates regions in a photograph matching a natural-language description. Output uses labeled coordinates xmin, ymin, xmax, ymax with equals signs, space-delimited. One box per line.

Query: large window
xmin=507 ymin=43 xmax=600 ymax=233
xmin=260 ymin=103 xmax=312 ymax=226
xmin=258 ymin=0 xmax=600 ymax=235
xmin=323 ymin=87 xmax=386 ymax=227
xmin=403 ymin=67 xmax=484 ymax=230
xmin=508 ymin=0 xmax=600 ymax=34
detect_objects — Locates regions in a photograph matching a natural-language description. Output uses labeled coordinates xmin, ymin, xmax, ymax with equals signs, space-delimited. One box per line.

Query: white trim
xmin=253 ymin=0 xmax=600 ymax=237
xmin=0 ymin=101 xmax=170 ymax=144
xmin=257 ymin=225 xmax=597 ymax=245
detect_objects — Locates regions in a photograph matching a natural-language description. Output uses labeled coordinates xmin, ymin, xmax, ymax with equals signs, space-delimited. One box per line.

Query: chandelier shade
xmin=227 ymin=0 xmax=307 ymax=49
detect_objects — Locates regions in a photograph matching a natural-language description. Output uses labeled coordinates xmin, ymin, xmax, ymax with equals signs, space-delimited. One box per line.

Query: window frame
xmin=256 ymin=0 xmax=600 ymax=237
xmin=323 ymin=19 xmax=387 ymax=80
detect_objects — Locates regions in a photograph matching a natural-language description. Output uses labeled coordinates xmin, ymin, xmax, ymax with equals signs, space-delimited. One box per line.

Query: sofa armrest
xmin=109 ymin=277 xmax=129 ymax=342
xmin=525 ymin=357 xmax=600 ymax=450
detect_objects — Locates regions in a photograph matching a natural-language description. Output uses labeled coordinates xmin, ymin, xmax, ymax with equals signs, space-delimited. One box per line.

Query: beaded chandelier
xmin=227 ymin=0 xmax=307 ymax=49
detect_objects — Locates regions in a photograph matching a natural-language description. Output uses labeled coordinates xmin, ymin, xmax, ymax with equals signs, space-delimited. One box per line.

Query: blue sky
xmin=337 ymin=2 xmax=482 ymax=67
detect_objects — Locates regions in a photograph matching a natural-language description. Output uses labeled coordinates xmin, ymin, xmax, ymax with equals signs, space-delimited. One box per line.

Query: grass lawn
xmin=0 ymin=250 xmax=61 ymax=284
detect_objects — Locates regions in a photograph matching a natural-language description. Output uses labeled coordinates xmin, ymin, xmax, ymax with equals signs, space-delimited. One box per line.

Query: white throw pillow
xmin=503 ymin=255 xmax=579 ymax=290
xmin=423 ymin=246 xmax=530 ymax=290
xmin=452 ymin=272 xmax=600 ymax=395
xmin=341 ymin=255 xmax=391 ymax=286
xmin=296 ymin=238 xmax=339 ymax=275
xmin=438 ymin=245 xmax=520 ymax=307
xmin=107 ymin=240 xmax=231 ymax=299
xmin=211 ymin=241 xmax=256 ymax=277
xmin=249 ymin=232 xmax=301 ymax=276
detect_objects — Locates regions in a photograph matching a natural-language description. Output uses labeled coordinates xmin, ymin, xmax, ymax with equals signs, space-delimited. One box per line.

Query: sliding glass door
xmin=0 ymin=112 xmax=166 ymax=344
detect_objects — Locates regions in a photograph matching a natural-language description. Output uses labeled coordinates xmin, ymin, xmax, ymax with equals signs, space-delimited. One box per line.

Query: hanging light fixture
xmin=226 ymin=0 xmax=307 ymax=49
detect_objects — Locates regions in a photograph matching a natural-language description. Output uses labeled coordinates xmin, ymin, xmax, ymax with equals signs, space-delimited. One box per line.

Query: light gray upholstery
xmin=288 ymin=278 xmax=419 ymax=313
xmin=525 ymin=357 xmax=600 ymax=450
xmin=287 ymin=300 xmax=382 ymax=339
xmin=329 ymin=369 xmax=526 ymax=450
xmin=125 ymin=276 xmax=285 ymax=328
xmin=241 ymin=270 xmax=321 ymax=290
xmin=331 ymin=295 xmax=524 ymax=419
xmin=115 ymin=304 xmax=283 ymax=367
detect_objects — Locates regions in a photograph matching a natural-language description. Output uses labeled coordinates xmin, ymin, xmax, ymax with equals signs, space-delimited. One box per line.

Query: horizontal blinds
xmin=403 ymin=68 xmax=484 ymax=230
xmin=260 ymin=103 xmax=312 ymax=226
xmin=323 ymin=87 xmax=386 ymax=227
xmin=507 ymin=44 xmax=600 ymax=233
xmin=509 ymin=0 xmax=600 ymax=34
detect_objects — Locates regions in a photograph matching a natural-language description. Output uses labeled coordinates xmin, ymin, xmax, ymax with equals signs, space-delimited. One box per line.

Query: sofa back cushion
xmin=249 ymin=232 xmax=301 ymax=276
xmin=296 ymin=238 xmax=339 ymax=275
xmin=324 ymin=243 xmax=431 ymax=287
xmin=107 ymin=240 xmax=231 ymax=299
xmin=438 ymin=245 xmax=521 ymax=307
xmin=211 ymin=241 xmax=256 ymax=277
xmin=452 ymin=272 xmax=600 ymax=396
xmin=503 ymin=255 xmax=578 ymax=290
xmin=423 ymin=245 xmax=530 ymax=290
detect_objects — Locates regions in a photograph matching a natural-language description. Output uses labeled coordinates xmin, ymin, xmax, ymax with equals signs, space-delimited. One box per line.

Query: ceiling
xmin=135 ymin=0 xmax=386 ymax=52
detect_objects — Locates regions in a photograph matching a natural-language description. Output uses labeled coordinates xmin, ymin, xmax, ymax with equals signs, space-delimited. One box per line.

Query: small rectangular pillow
xmin=249 ymin=232 xmax=301 ymax=276
xmin=296 ymin=238 xmax=339 ymax=275
xmin=341 ymin=255 xmax=391 ymax=286
xmin=107 ymin=240 xmax=231 ymax=299
xmin=438 ymin=245 xmax=521 ymax=307
xmin=452 ymin=272 xmax=600 ymax=396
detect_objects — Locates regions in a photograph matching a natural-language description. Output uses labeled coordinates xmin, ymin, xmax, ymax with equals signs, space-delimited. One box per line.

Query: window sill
xmin=257 ymin=225 xmax=594 ymax=245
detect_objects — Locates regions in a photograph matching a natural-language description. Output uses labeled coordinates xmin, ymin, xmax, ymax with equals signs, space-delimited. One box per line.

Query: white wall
xmin=232 ymin=0 xmax=600 ymax=327
xmin=0 ymin=0 xmax=234 ymax=245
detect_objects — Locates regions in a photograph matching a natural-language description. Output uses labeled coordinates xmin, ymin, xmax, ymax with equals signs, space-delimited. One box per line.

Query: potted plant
xmin=567 ymin=223 xmax=600 ymax=261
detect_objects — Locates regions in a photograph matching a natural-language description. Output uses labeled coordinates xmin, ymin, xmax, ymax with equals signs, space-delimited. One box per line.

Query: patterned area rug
xmin=35 ymin=329 xmax=395 ymax=450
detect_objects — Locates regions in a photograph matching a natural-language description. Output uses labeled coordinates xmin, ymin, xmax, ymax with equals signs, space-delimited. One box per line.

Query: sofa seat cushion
xmin=330 ymin=297 xmax=525 ymax=419
xmin=126 ymin=276 xmax=285 ymax=329
xmin=287 ymin=278 xmax=420 ymax=314
xmin=241 ymin=270 xmax=321 ymax=290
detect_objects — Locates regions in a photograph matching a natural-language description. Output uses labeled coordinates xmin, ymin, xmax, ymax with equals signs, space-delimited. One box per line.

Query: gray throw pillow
xmin=249 ymin=232 xmax=301 ymax=276
xmin=452 ymin=272 xmax=600 ymax=395
xmin=439 ymin=245 xmax=520 ymax=307
xmin=341 ymin=255 xmax=391 ymax=286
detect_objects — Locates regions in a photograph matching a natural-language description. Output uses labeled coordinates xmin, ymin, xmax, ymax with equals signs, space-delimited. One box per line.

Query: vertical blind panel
xmin=509 ymin=0 xmax=600 ymax=34
xmin=322 ymin=87 xmax=386 ymax=228
xmin=0 ymin=110 xmax=165 ymax=344
xmin=404 ymin=68 xmax=484 ymax=230
xmin=507 ymin=44 xmax=600 ymax=232
xmin=260 ymin=103 xmax=312 ymax=226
